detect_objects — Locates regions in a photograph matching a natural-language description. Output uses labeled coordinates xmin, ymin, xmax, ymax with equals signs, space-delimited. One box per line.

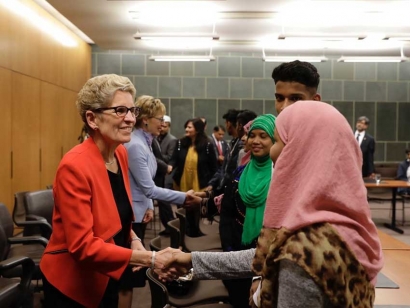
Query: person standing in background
xmin=397 ymin=149 xmax=410 ymax=195
xmin=211 ymin=125 xmax=229 ymax=166
xmin=155 ymin=115 xmax=178 ymax=235
xmin=170 ymin=118 xmax=218 ymax=237
xmin=355 ymin=116 xmax=375 ymax=178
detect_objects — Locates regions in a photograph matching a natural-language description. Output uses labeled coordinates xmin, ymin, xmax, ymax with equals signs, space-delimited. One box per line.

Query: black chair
xmin=167 ymin=219 xmax=221 ymax=252
xmin=150 ymin=236 xmax=171 ymax=252
xmin=12 ymin=191 xmax=29 ymax=227
xmin=0 ymin=203 xmax=48 ymax=282
xmin=176 ymin=208 xmax=219 ymax=236
xmin=0 ymin=223 xmax=35 ymax=308
xmin=24 ymin=189 xmax=54 ymax=226
xmin=13 ymin=191 xmax=52 ymax=239
xmin=146 ymin=268 xmax=231 ymax=308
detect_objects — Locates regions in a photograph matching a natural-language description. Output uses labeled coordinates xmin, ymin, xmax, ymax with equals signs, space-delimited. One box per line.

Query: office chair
xmin=150 ymin=236 xmax=171 ymax=252
xmin=0 ymin=203 xmax=48 ymax=282
xmin=0 ymin=253 xmax=35 ymax=308
xmin=146 ymin=268 xmax=231 ymax=308
xmin=167 ymin=219 xmax=221 ymax=252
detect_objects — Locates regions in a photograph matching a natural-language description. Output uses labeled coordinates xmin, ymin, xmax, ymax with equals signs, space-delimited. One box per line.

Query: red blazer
xmin=40 ymin=138 xmax=134 ymax=308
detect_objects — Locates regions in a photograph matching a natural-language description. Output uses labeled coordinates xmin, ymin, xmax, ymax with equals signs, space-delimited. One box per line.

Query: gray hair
xmin=76 ymin=74 xmax=136 ymax=130
xmin=357 ymin=116 xmax=370 ymax=125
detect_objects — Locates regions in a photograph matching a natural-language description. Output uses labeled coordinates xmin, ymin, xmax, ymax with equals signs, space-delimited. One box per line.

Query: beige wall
xmin=0 ymin=0 xmax=91 ymax=211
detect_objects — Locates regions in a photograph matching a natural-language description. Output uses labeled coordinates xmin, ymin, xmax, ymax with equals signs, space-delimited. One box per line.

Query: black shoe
xmin=159 ymin=230 xmax=170 ymax=236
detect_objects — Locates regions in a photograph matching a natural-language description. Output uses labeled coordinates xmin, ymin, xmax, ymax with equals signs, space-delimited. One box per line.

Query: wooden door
xmin=11 ymin=72 xmax=41 ymax=194
xmin=40 ymin=82 xmax=63 ymax=187
xmin=0 ymin=68 xmax=12 ymax=210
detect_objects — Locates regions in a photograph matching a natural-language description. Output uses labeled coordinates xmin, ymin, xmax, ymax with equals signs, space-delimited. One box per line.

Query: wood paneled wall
xmin=0 ymin=0 xmax=90 ymax=211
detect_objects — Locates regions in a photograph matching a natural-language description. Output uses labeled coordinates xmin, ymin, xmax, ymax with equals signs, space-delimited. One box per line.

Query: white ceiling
xmin=43 ymin=0 xmax=410 ymax=57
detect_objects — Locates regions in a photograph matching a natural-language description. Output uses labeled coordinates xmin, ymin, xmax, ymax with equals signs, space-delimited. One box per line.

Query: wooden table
xmin=375 ymin=250 xmax=410 ymax=305
xmin=365 ymin=180 xmax=410 ymax=234
xmin=377 ymin=230 xmax=410 ymax=250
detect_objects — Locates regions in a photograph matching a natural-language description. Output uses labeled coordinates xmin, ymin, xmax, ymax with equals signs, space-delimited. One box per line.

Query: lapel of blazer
xmin=360 ymin=132 xmax=368 ymax=150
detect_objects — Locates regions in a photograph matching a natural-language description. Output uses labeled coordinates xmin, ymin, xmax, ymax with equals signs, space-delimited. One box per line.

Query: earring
xmin=94 ymin=126 xmax=98 ymax=130
xmin=145 ymin=123 xmax=148 ymax=127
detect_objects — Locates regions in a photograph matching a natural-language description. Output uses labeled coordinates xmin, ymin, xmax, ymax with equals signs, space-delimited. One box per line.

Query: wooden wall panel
xmin=0 ymin=0 xmax=90 ymax=208
xmin=10 ymin=1 xmax=41 ymax=79
xmin=40 ymin=33 xmax=63 ymax=87
xmin=40 ymin=82 xmax=63 ymax=187
xmin=62 ymin=89 xmax=83 ymax=154
xmin=11 ymin=72 xmax=41 ymax=193
xmin=0 ymin=6 xmax=11 ymax=69
xmin=61 ymin=41 xmax=91 ymax=92
xmin=0 ymin=68 xmax=12 ymax=210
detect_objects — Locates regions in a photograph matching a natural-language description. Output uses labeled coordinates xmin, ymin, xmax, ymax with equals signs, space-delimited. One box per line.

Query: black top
xmin=219 ymin=165 xmax=256 ymax=252
xmin=107 ymin=166 xmax=133 ymax=248
xmin=170 ymin=140 xmax=218 ymax=189
xmin=208 ymin=137 xmax=243 ymax=192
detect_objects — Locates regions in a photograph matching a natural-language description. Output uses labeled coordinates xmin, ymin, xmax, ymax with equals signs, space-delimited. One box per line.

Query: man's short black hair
xmin=213 ymin=125 xmax=225 ymax=132
xmin=237 ymin=110 xmax=257 ymax=127
xmin=272 ymin=60 xmax=320 ymax=90
xmin=222 ymin=109 xmax=240 ymax=126
xmin=405 ymin=149 xmax=410 ymax=155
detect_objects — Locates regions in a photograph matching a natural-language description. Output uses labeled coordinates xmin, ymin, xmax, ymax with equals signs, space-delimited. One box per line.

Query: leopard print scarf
xmin=252 ymin=223 xmax=375 ymax=308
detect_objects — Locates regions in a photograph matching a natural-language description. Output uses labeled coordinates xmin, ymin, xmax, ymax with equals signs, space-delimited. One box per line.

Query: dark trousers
xmin=185 ymin=208 xmax=201 ymax=237
xmin=222 ymin=278 xmax=252 ymax=308
xmin=157 ymin=200 xmax=175 ymax=231
xmin=42 ymin=273 xmax=118 ymax=308
xmin=132 ymin=222 xmax=147 ymax=242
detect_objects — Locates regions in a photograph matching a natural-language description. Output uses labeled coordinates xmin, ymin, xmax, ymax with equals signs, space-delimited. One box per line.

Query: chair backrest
xmin=146 ymin=268 xmax=169 ymax=308
xmin=0 ymin=225 xmax=9 ymax=261
xmin=24 ymin=189 xmax=54 ymax=225
xmin=374 ymin=163 xmax=400 ymax=180
xmin=150 ymin=236 xmax=162 ymax=252
xmin=0 ymin=203 xmax=14 ymax=259
xmin=0 ymin=203 xmax=14 ymax=240
xmin=167 ymin=219 xmax=181 ymax=249
xmin=175 ymin=209 xmax=187 ymax=240
xmin=12 ymin=191 xmax=29 ymax=225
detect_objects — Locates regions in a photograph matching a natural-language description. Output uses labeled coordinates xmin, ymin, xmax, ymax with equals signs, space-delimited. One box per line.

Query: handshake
xmin=150 ymin=247 xmax=194 ymax=282
xmin=182 ymin=187 xmax=214 ymax=209
xmin=183 ymin=190 xmax=202 ymax=208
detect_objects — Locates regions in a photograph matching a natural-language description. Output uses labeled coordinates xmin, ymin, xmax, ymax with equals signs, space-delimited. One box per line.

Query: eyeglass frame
xmin=150 ymin=116 xmax=165 ymax=122
xmin=93 ymin=106 xmax=140 ymax=117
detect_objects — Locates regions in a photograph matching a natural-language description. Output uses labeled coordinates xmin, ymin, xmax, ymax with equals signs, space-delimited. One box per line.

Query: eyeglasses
xmin=151 ymin=116 xmax=165 ymax=123
xmin=94 ymin=106 xmax=140 ymax=117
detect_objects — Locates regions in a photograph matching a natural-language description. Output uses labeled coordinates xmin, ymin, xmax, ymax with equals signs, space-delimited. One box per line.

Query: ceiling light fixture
xmin=134 ymin=33 xmax=219 ymax=41
xmin=149 ymin=55 xmax=215 ymax=62
xmin=277 ymin=34 xmax=363 ymax=41
xmin=337 ymin=45 xmax=409 ymax=62
xmin=337 ymin=56 xmax=408 ymax=63
xmin=263 ymin=56 xmax=328 ymax=63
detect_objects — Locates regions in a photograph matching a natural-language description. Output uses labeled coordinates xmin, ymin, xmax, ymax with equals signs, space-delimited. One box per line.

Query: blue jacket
xmin=124 ymin=129 xmax=185 ymax=222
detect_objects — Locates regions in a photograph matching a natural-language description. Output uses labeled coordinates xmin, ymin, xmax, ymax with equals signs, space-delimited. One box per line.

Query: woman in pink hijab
xmin=252 ymin=101 xmax=383 ymax=308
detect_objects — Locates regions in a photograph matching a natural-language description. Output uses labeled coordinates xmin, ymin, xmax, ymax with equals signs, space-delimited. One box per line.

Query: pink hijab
xmin=263 ymin=101 xmax=383 ymax=283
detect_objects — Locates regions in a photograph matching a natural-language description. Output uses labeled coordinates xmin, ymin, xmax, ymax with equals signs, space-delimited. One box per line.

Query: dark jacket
xmin=170 ymin=139 xmax=218 ymax=189
xmin=397 ymin=159 xmax=410 ymax=194
xmin=208 ymin=137 xmax=243 ymax=191
xmin=152 ymin=138 xmax=168 ymax=187
xmin=360 ymin=132 xmax=375 ymax=177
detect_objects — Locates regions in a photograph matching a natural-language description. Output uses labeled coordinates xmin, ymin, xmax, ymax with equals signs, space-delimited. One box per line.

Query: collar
xmin=139 ymin=129 xmax=154 ymax=147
